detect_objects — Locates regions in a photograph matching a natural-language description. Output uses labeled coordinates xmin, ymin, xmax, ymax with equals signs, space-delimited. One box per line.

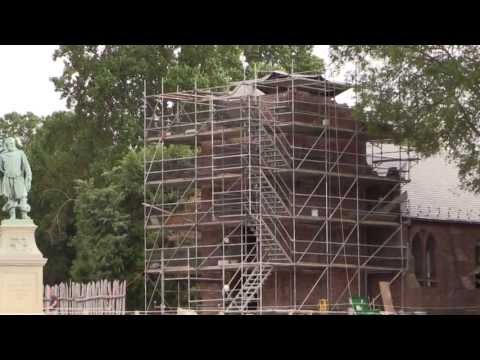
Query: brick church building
xmin=400 ymin=154 xmax=480 ymax=314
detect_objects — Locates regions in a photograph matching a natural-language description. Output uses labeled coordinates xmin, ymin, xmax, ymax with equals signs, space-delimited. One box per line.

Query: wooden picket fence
xmin=43 ymin=280 xmax=127 ymax=315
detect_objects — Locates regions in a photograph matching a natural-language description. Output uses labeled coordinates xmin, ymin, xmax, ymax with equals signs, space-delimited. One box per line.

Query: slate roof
xmin=403 ymin=153 xmax=480 ymax=224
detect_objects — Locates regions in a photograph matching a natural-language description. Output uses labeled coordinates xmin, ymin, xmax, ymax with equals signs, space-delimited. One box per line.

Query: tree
xmin=71 ymin=179 xmax=131 ymax=279
xmin=242 ymin=45 xmax=324 ymax=75
xmin=0 ymin=112 xmax=42 ymax=147
xmin=173 ymin=45 xmax=245 ymax=89
xmin=70 ymin=150 xmax=144 ymax=309
xmin=51 ymin=46 xmax=178 ymax=180
xmin=70 ymin=145 xmax=195 ymax=309
xmin=330 ymin=45 xmax=480 ymax=193
xmin=27 ymin=111 xmax=88 ymax=284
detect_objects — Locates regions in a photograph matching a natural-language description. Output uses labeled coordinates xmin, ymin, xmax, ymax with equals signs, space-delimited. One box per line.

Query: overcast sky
xmin=0 ymin=45 xmax=348 ymax=118
xmin=0 ymin=45 xmax=66 ymax=117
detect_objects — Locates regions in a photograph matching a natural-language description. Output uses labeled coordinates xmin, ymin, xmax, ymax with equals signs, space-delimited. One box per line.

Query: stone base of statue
xmin=0 ymin=219 xmax=47 ymax=314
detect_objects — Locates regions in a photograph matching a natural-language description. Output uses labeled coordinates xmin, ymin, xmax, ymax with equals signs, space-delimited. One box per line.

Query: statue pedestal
xmin=0 ymin=219 xmax=47 ymax=314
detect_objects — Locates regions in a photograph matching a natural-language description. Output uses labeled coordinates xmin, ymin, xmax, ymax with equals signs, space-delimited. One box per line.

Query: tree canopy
xmin=330 ymin=45 xmax=480 ymax=193
xmin=0 ymin=112 xmax=42 ymax=147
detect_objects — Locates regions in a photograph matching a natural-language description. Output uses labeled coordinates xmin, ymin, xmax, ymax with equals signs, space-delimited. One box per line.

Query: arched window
xmin=411 ymin=232 xmax=436 ymax=287
xmin=475 ymin=240 xmax=480 ymax=289
xmin=412 ymin=234 xmax=423 ymax=283
xmin=425 ymin=235 xmax=436 ymax=287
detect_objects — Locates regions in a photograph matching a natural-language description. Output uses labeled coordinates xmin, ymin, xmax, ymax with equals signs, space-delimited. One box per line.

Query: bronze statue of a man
xmin=0 ymin=138 xmax=32 ymax=220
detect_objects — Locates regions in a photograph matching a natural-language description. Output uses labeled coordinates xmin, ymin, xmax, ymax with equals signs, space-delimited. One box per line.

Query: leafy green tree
xmin=70 ymin=150 xmax=144 ymax=308
xmin=0 ymin=112 xmax=42 ymax=147
xmin=242 ymin=45 xmax=324 ymax=75
xmin=70 ymin=145 xmax=195 ymax=308
xmin=330 ymin=45 xmax=480 ymax=193
xmin=173 ymin=45 xmax=245 ymax=89
xmin=71 ymin=179 xmax=132 ymax=279
xmin=51 ymin=45 xmax=178 ymax=180
xmin=27 ymin=111 xmax=88 ymax=284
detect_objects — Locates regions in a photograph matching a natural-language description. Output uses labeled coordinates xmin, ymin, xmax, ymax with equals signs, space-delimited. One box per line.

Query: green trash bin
xmin=349 ymin=297 xmax=380 ymax=315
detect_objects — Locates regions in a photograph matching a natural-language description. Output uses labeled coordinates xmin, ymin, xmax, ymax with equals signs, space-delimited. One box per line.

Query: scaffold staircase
xmin=225 ymin=264 xmax=274 ymax=313
xmin=259 ymin=172 xmax=290 ymax=217
xmin=224 ymin=217 xmax=289 ymax=313
xmin=258 ymin=221 xmax=291 ymax=263
xmin=259 ymin=127 xmax=289 ymax=168
xmin=252 ymin=169 xmax=292 ymax=263
xmin=251 ymin=109 xmax=291 ymax=169
xmin=260 ymin=105 xmax=292 ymax=168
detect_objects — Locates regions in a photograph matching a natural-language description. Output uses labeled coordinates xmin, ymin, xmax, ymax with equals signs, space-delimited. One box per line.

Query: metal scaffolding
xmin=144 ymin=71 xmax=415 ymax=314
